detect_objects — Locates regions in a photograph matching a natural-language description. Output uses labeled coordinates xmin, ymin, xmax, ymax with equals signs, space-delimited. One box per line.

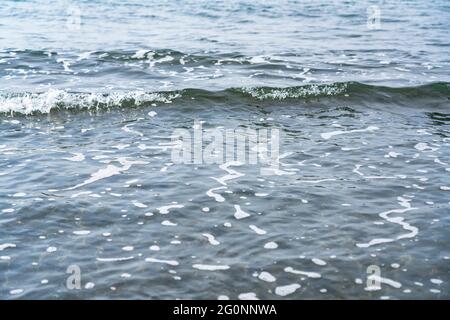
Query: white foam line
xmin=275 ymin=284 xmax=301 ymax=297
xmin=321 ymin=126 xmax=379 ymax=140
xmin=356 ymin=197 xmax=418 ymax=248
xmin=260 ymin=152 xmax=296 ymax=176
xmin=133 ymin=201 xmax=148 ymax=208
xmin=207 ymin=162 xmax=245 ymax=203
xmin=249 ymin=225 xmax=267 ymax=235
xmin=353 ymin=164 xmax=364 ymax=176
xmin=68 ymin=165 xmax=122 ymax=190
xmin=212 ymin=161 xmax=244 ymax=186
xmin=71 ymin=191 xmax=92 ymax=198
xmin=73 ymin=230 xmax=90 ymax=236
xmin=0 ymin=243 xmax=16 ymax=251
xmin=66 ymin=158 xmax=148 ymax=190
xmin=234 ymin=205 xmax=250 ymax=219
xmin=206 ymin=186 xmax=226 ymax=202
xmin=157 ymin=203 xmax=184 ymax=214
xmin=0 ymin=90 xmax=179 ymax=114
xmin=96 ymin=256 xmax=134 ymax=262
xmin=192 ymin=264 xmax=230 ymax=271
xmin=202 ymin=233 xmax=220 ymax=245
xmin=258 ymin=271 xmax=276 ymax=282
xmin=284 ymin=267 xmax=321 ymax=278
xmin=145 ymin=257 xmax=179 ymax=266
xmin=312 ymin=258 xmax=327 ymax=266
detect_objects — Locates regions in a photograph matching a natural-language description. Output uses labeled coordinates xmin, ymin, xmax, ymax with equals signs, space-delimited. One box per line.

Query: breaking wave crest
xmin=0 ymin=90 xmax=181 ymax=115
xmin=1 ymin=82 xmax=448 ymax=115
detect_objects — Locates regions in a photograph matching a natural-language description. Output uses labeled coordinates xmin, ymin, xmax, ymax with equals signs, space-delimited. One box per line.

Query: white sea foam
xmin=133 ymin=201 xmax=148 ymax=208
xmin=321 ymin=126 xmax=379 ymax=140
xmin=249 ymin=225 xmax=267 ymax=235
xmin=249 ymin=55 xmax=267 ymax=64
xmin=192 ymin=264 xmax=230 ymax=271
xmin=430 ymin=289 xmax=441 ymax=293
xmin=234 ymin=205 xmax=250 ymax=220
xmin=157 ymin=203 xmax=184 ymax=214
xmin=145 ymin=257 xmax=179 ymax=266
xmin=206 ymin=186 xmax=226 ymax=202
xmin=254 ymin=193 xmax=268 ymax=197
xmin=0 ymin=243 xmax=16 ymax=251
xmin=10 ymin=289 xmax=24 ymax=295
xmin=258 ymin=271 xmax=276 ymax=282
xmin=202 ymin=233 xmax=220 ymax=245
xmin=356 ymin=197 xmax=418 ymax=248
xmin=161 ymin=220 xmax=177 ymax=226
xmin=73 ymin=230 xmax=90 ymax=235
xmin=96 ymin=256 xmax=134 ymax=262
xmin=213 ymin=161 xmax=245 ymax=185
xmin=242 ymin=83 xmax=346 ymax=101
xmin=275 ymin=284 xmax=301 ymax=296
xmin=238 ymin=292 xmax=259 ymax=300
xmin=430 ymin=278 xmax=443 ymax=285
xmin=312 ymin=258 xmax=327 ymax=266
xmin=284 ymin=267 xmax=321 ymax=278
xmin=85 ymin=282 xmax=95 ymax=289
xmin=0 ymin=90 xmax=180 ymax=114
xmin=132 ymin=49 xmax=149 ymax=59
xmin=264 ymin=241 xmax=278 ymax=249
xmin=67 ymin=158 xmax=148 ymax=190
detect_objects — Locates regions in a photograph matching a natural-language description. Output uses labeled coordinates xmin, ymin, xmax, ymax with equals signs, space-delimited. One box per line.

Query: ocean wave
xmin=1 ymin=82 xmax=448 ymax=115
xmin=0 ymin=90 xmax=180 ymax=115
xmin=237 ymin=83 xmax=348 ymax=100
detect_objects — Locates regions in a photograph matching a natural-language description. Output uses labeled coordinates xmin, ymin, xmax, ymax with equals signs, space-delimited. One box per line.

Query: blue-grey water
xmin=0 ymin=0 xmax=449 ymax=299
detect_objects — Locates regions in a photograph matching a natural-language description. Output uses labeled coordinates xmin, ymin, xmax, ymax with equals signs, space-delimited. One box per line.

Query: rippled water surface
xmin=0 ymin=0 xmax=449 ymax=299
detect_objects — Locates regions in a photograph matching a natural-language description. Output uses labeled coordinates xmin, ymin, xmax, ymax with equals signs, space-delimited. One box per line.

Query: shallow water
xmin=0 ymin=0 xmax=449 ymax=299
